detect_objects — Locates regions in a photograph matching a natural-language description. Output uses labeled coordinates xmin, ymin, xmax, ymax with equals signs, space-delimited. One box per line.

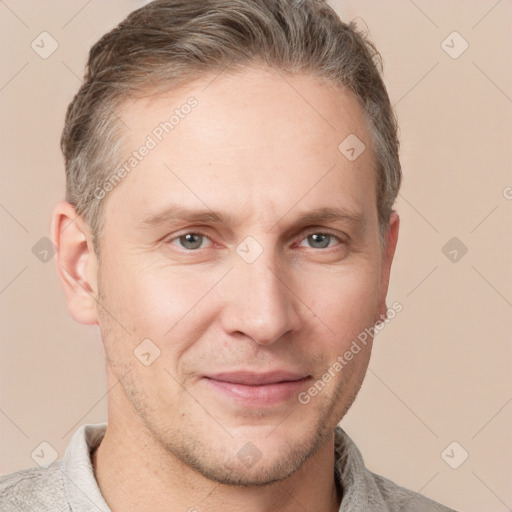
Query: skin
xmin=52 ymin=65 xmax=399 ymax=512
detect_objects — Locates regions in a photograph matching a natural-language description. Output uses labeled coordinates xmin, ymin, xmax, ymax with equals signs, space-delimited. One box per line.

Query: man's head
xmin=52 ymin=0 xmax=400 ymax=488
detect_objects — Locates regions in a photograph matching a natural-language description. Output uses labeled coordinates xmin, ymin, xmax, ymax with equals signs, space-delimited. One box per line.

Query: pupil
xmin=182 ymin=233 xmax=202 ymax=249
xmin=310 ymin=233 xmax=329 ymax=248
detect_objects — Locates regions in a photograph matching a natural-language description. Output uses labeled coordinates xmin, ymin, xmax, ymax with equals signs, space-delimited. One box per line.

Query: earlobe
xmin=51 ymin=200 xmax=99 ymax=325
xmin=377 ymin=211 xmax=400 ymax=320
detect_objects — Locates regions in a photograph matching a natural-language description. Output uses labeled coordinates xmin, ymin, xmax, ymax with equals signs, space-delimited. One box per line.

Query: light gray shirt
xmin=0 ymin=423 xmax=456 ymax=511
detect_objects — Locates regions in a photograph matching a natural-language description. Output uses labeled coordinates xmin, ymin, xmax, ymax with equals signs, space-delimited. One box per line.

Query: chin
xmin=189 ymin=449 xmax=309 ymax=488
xmin=166 ymin=421 xmax=328 ymax=488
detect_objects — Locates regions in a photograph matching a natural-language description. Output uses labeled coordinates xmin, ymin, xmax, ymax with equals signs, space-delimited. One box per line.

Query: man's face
xmin=93 ymin=66 xmax=396 ymax=485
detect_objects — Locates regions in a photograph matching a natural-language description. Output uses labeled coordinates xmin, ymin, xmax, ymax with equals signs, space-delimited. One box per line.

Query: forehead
xmin=107 ymin=66 xmax=377 ymax=228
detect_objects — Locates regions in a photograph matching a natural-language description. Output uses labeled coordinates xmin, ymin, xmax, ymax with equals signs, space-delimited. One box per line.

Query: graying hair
xmin=61 ymin=0 xmax=401 ymax=255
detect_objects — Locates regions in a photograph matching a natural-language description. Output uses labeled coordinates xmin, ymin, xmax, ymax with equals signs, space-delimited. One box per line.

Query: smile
xmin=201 ymin=371 xmax=312 ymax=407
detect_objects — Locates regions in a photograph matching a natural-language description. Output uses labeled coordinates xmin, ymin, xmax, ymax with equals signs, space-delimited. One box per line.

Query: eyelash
xmin=165 ymin=229 xmax=344 ymax=252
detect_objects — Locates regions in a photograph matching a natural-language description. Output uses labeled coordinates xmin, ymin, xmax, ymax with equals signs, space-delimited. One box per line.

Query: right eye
xmin=166 ymin=232 xmax=213 ymax=251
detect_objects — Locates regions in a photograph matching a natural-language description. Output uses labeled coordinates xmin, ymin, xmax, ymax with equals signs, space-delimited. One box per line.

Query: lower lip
xmin=202 ymin=377 xmax=311 ymax=407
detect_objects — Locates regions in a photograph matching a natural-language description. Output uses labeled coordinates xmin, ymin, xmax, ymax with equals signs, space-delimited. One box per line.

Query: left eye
xmin=298 ymin=233 xmax=341 ymax=249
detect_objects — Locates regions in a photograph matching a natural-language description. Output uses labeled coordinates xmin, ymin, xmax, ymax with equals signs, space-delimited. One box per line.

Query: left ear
xmin=377 ymin=210 xmax=400 ymax=320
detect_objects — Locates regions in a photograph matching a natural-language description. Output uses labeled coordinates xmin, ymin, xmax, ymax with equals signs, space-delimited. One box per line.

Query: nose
xmin=219 ymin=248 xmax=302 ymax=346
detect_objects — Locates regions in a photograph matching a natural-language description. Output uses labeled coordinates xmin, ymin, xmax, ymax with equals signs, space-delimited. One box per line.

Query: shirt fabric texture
xmin=0 ymin=423 xmax=456 ymax=511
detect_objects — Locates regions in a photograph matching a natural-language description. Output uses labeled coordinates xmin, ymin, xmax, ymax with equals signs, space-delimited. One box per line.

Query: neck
xmin=92 ymin=414 xmax=341 ymax=512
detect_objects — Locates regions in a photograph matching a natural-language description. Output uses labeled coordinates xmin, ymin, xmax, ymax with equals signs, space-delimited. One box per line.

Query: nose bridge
xmin=221 ymin=239 xmax=300 ymax=345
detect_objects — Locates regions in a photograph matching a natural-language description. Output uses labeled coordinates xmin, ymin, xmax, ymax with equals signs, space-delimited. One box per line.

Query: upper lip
xmin=204 ymin=371 xmax=310 ymax=386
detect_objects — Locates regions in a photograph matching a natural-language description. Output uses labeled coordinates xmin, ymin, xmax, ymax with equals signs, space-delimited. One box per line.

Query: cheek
xmin=103 ymin=258 xmax=203 ymax=330
xmin=100 ymin=260 xmax=224 ymax=370
xmin=302 ymin=262 xmax=381 ymax=346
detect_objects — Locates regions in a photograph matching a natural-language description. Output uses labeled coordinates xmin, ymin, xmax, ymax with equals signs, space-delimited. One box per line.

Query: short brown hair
xmin=61 ymin=0 xmax=401 ymax=255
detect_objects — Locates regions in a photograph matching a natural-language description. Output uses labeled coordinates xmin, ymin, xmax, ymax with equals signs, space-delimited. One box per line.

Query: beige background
xmin=1 ymin=1 xmax=511 ymax=510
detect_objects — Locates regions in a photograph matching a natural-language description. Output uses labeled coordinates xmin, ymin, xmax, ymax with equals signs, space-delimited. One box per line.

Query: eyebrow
xmin=138 ymin=204 xmax=365 ymax=232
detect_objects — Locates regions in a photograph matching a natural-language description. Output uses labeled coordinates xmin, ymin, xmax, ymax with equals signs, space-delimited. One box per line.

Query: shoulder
xmin=333 ymin=426 xmax=457 ymax=511
xmin=368 ymin=470 xmax=457 ymax=511
xmin=0 ymin=460 xmax=69 ymax=512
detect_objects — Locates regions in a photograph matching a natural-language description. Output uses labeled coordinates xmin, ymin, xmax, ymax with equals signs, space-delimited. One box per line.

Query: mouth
xmin=201 ymin=371 xmax=312 ymax=407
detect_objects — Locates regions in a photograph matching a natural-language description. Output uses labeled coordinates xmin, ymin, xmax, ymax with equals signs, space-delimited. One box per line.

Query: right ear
xmin=51 ymin=201 xmax=99 ymax=325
